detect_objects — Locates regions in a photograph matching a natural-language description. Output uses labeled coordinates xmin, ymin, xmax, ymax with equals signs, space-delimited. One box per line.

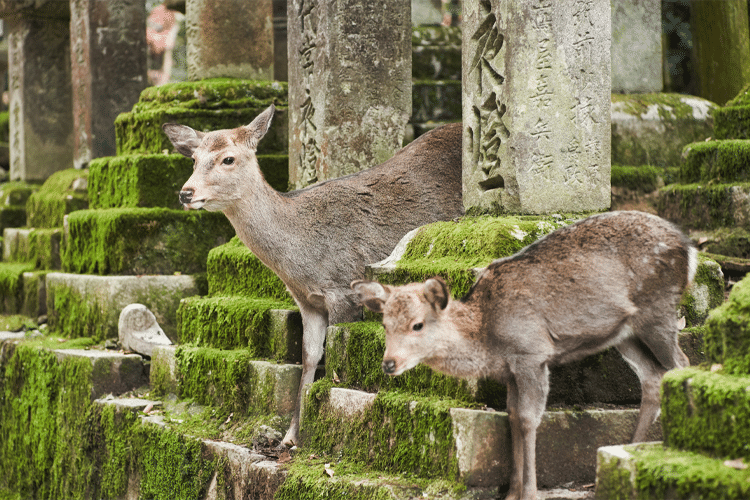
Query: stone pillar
xmin=611 ymin=0 xmax=662 ymax=93
xmin=288 ymin=0 xmax=412 ymax=188
xmin=70 ymin=0 xmax=148 ymax=169
xmin=186 ymin=0 xmax=274 ymax=81
xmin=462 ymin=0 xmax=611 ymax=214
xmin=5 ymin=4 xmax=74 ymax=182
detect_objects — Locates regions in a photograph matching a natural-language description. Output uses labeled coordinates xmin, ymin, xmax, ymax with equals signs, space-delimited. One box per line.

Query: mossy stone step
xmin=177 ymin=296 xmax=301 ymax=359
xmin=115 ymin=79 xmax=288 ymax=156
xmin=714 ymin=82 xmax=750 ymax=140
xmin=62 ymin=207 xmax=234 ymax=275
xmin=661 ymin=367 xmax=750 ymax=461
xmin=88 ymin=153 xmax=289 ymax=211
xmin=302 ymin=383 xmax=661 ymax=489
xmin=45 ymin=272 xmax=202 ymax=341
xmin=681 ymin=139 xmax=750 ymax=184
xmin=704 ymin=272 xmax=750 ymax=374
xmin=411 ymin=26 xmax=461 ymax=80
xmin=0 ymin=181 xmax=40 ymax=233
xmin=25 ymin=169 xmax=88 ymax=228
xmin=206 ymin=237 xmax=291 ymax=300
xmin=412 ymin=80 xmax=461 ymax=124
xmin=150 ymin=345 xmax=303 ymax=418
xmin=596 ymin=442 xmax=750 ymax=499
xmin=610 ymin=165 xmax=679 ymax=192
xmin=0 ymin=261 xmax=36 ymax=314
xmin=326 ymin=322 xmax=705 ymax=410
xmin=4 ymin=228 xmax=62 ymax=269
xmin=657 ymin=182 xmax=750 ymax=230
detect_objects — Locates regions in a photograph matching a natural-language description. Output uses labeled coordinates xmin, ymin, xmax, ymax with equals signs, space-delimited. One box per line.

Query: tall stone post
xmin=611 ymin=0 xmax=662 ymax=93
xmin=288 ymin=0 xmax=412 ymax=188
xmin=4 ymin=3 xmax=74 ymax=182
xmin=70 ymin=0 xmax=148 ymax=169
xmin=462 ymin=0 xmax=611 ymax=214
xmin=186 ymin=0 xmax=274 ymax=81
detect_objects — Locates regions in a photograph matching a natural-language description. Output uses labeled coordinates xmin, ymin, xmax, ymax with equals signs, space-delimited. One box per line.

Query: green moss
xmin=0 ymin=181 xmax=38 ymax=207
xmin=412 ymin=81 xmax=462 ymax=122
xmin=177 ymin=296 xmax=298 ymax=358
xmin=657 ymin=182 xmax=750 ymax=230
xmin=207 ymin=237 xmax=291 ymax=300
xmin=0 ymin=111 xmax=9 ymax=144
xmin=26 ymin=169 xmax=88 ymax=228
xmin=0 ymin=262 xmax=35 ymax=314
xmin=682 ymin=140 xmax=750 ymax=183
xmin=661 ymin=367 xmax=750 ymax=460
xmin=704 ymin=273 xmax=750 ymax=373
xmin=611 ymin=165 xmax=678 ymax=191
xmin=679 ymin=254 xmax=725 ymax=327
xmin=46 ymin=282 xmax=113 ymax=340
xmin=27 ymin=228 xmax=62 ymax=270
xmin=714 ymin=105 xmax=750 ymax=140
xmin=611 ymin=93 xmax=707 ymax=121
xmin=62 ymin=207 xmax=235 ymax=275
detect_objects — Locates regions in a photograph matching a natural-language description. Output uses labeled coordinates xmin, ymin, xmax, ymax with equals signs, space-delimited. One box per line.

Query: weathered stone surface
xmin=611 ymin=0 xmax=662 ymax=93
xmin=657 ymin=183 xmax=750 ymax=231
xmin=186 ymin=0 xmax=274 ymax=81
xmin=611 ymin=93 xmax=717 ymax=168
xmin=7 ymin=12 xmax=74 ymax=181
xmin=70 ymin=0 xmax=147 ymax=168
xmin=3 ymin=227 xmax=31 ymax=262
xmin=54 ymin=348 xmax=147 ymax=398
xmin=462 ymin=0 xmax=610 ymax=214
xmin=287 ymin=0 xmax=412 ymax=188
xmin=118 ymin=303 xmax=172 ymax=357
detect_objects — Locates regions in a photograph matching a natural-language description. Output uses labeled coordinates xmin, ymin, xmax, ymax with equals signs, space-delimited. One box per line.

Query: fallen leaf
xmin=324 ymin=463 xmax=334 ymax=477
xmin=676 ymin=316 xmax=686 ymax=330
xmin=278 ymin=451 xmax=292 ymax=464
xmin=224 ymin=412 xmax=233 ymax=425
xmin=724 ymin=458 xmax=748 ymax=470
xmin=143 ymin=403 xmax=154 ymax=414
xmin=333 ymin=370 xmax=340 ymax=384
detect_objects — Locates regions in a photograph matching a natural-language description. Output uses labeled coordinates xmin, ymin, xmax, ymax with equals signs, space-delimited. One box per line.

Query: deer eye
xmin=222 ymin=157 xmax=235 ymax=165
xmin=412 ymin=322 xmax=423 ymax=332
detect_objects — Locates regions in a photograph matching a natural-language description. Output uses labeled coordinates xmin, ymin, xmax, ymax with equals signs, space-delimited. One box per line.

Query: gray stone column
xmin=288 ymin=0 xmax=412 ymax=188
xmin=5 ymin=4 xmax=74 ymax=182
xmin=70 ymin=0 xmax=147 ymax=169
xmin=611 ymin=0 xmax=662 ymax=93
xmin=462 ymin=0 xmax=611 ymax=214
xmin=186 ymin=0 xmax=274 ymax=81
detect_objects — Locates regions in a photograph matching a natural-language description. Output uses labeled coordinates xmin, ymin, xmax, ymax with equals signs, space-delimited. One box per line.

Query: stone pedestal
xmin=6 ymin=6 xmax=74 ymax=182
xmin=462 ymin=0 xmax=611 ymax=214
xmin=287 ymin=0 xmax=412 ymax=188
xmin=186 ymin=0 xmax=274 ymax=81
xmin=70 ymin=0 xmax=147 ymax=169
xmin=611 ymin=0 xmax=662 ymax=93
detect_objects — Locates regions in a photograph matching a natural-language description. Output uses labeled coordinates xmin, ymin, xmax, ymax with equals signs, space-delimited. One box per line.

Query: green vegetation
xmin=681 ymin=140 xmax=750 ymax=183
xmin=26 ymin=169 xmax=88 ymax=228
xmin=704 ymin=273 xmax=750 ymax=373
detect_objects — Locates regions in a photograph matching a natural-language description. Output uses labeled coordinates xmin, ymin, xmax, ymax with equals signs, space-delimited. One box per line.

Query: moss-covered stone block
xmin=177 ymin=296 xmax=300 ymax=361
xmin=411 ymin=26 xmax=461 ymax=80
xmin=115 ymin=79 xmax=288 ymax=156
xmin=412 ymin=80 xmax=462 ymax=124
xmin=0 ymin=181 xmax=37 ymax=208
xmin=175 ymin=346 xmax=303 ymax=417
xmin=693 ymin=227 xmax=750 ymax=259
xmin=88 ymin=154 xmax=291 ymax=210
xmin=682 ymin=139 xmax=750 ymax=183
xmin=611 ymin=93 xmax=717 ymax=167
xmin=0 ymin=262 xmax=35 ymax=314
xmin=657 ymin=182 xmax=750 ymax=230
xmin=662 ymin=367 xmax=750 ymax=460
xmin=25 ymin=169 xmax=88 ymax=228
xmin=150 ymin=345 xmax=179 ymax=396
xmin=610 ymin=165 xmax=679 ymax=192
xmin=206 ymin=237 xmax=291 ymax=300
xmin=0 ymin=207 xmax=26 ymax=233
xmin=21 ymin=271 xmax=48 ymax=318
xmin=62 ymin=208 xmax=234 ymax=275
xmin=704 ymin=273 xmax=750 ymax=373
xmin=46 ymin=272 xmax=200 ymax=341
xmin=680 ymin=254 xmax=725 ymax=327
xmin=3 ymin=228 xmax=62 ymax=270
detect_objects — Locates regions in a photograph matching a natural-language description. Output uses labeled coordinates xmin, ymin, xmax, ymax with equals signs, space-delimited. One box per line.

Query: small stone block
xmin=150 ymin=345 xmax=179 ymax=396
xmin=54 ymin=348 xmax=148 ymax=398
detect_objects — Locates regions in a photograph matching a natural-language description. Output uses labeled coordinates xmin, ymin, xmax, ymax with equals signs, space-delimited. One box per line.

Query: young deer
xmin=352 ymin=211 xmax=694 ymax=500
xmin=163 ymin=105 xmax=464 ymax=446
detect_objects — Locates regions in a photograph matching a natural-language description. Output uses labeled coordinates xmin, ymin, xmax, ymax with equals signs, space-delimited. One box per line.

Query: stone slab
xmin=611 ymin=0 xmax=662 ymax=93
xmin=657 ymin=183 xmax=750 ymax=231
xmin=54 ymin=348 xmax=148 ymax=398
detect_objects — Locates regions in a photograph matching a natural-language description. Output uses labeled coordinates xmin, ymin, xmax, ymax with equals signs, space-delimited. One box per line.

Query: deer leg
xmin=615 ymin=337 xmax=668 ymax=443
xmin=282 ymin=306 xmax=328 ymax=447
xmin=505 ymin=379 xmax=523 ymax=500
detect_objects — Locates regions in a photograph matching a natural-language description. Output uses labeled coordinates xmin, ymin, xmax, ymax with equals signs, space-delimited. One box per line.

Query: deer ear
xmin=162 ymin=123 xmax=204 ymax=158
xmin=423 ymin=277 xmax=449 ymax=311
xmin=244 ymin=104 xmax=275 ymax=148
xmin=351 ymin=280 xmax=390 ymax=313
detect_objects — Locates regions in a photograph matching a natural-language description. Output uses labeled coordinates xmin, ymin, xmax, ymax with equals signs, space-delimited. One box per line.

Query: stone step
xmin=177 ymin=296 xmax=301 ymax=359
xmin=661 ymin=367 xmax=750 ymax=461
xmin=596 ymin=442 xmax=750 ymax=499
xmin=412 ymin=26 xmax=461 ymax=81
xmin=88 ymin=153 xmax=289 ymax=211
xmin=206 ymin=236 xmax=291 ymax=300
xmin=657 ymin=182 xmax=750 ymax=231
xmin=150 ymin=345 xmax=303 ymax=417
xmin=62 ymin=207 xmax=235 ymax=275
xmin=25 ymin=168 xmax=88 ymax=228
xmin=702 ymin=272 xmax=750 ymax=374
xmin=302 ymin=385 xmax=661 ymax=490
xmin=714 ymin=83 xmax=750 ymax=140
xmin=411 ymin=80 xmax=461 ymax=124
xmin=4 ymin=227 xmax=62 ymax=269
xmin=0 ymin=181 xmax=39 ymax=234
xmin=45 ymin=272 xmax=201 ymax=341
xmin=681 ymin=139 xmax=750 ymax=184
xmin=0 ymin=261 xmax=36 ymax=314
xmin=326 ymin=322 xmax=706 ymax=410
xmin=115 ymin=79 xmax=288 ymax=156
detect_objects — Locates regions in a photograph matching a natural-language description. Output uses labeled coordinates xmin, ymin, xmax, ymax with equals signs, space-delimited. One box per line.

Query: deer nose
xmin=382 ymin=359 xmax=396 ymax=375
xmin=179 ymin=188 xmax=194 ymax=205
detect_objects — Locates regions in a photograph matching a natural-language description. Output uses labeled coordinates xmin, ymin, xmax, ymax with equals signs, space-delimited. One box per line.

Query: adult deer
xmin=353 ymin=211 xmax=694 ymax=500
xmin=163 ymin=105 xmax=463 ymax=446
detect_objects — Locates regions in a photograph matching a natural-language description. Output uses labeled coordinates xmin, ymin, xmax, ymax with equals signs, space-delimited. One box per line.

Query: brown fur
xmin=163 ymin=105 xmax=464 ymax=446
xmin=353 ymin=211 xmax=694 ymax=500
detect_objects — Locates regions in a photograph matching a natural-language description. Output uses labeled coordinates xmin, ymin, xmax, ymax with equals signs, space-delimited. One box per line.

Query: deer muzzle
xmin=382 ymin=358 xmax=397 ymax=375
xmin=179 ymin=188 xmax=194 ymax=205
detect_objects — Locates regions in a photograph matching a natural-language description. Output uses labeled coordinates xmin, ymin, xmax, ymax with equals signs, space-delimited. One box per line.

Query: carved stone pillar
xmin=462 ymin=0 xmax=611 ymax=214
xmin=611 ymin=0 xmax=662 ymax=93
xmin=287 ymin=0 xmax=412 ymax=189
